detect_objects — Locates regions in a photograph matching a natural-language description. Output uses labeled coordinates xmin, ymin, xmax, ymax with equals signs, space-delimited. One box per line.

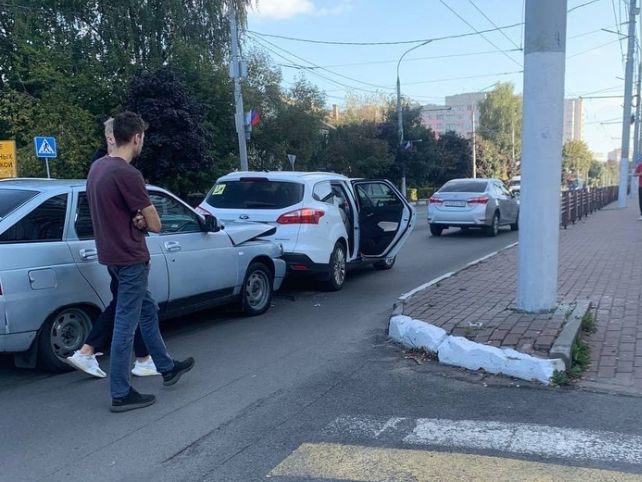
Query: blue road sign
xmin=34 ymin=137 xmax=57 ymax=158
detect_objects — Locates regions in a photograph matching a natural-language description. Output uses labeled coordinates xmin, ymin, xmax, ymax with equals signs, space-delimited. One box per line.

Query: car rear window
xmin=439 ymin=181 xmax=488 ymax=193
xmin=0 ymin=189 xmax=39 ymax=219
xmin=205 ymin=179 xmax=304 ymax=209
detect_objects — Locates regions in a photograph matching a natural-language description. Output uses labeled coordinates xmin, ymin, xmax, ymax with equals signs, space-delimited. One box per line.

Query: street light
xmin=397 ymin=40 xmax=432 ymax=196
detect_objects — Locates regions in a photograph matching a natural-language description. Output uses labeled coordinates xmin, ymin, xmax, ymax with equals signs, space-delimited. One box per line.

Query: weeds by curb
xmin=552 ymin=308 xmax=596 ymax=386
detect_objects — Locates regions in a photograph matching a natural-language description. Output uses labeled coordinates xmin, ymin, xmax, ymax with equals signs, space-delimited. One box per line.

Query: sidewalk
xmin=391 ymin=198 xmax=642 ymax=392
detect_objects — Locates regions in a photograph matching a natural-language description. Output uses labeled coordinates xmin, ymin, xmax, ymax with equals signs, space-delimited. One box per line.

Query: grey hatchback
xmin=0 ymin=179 xmax=286 ymax=372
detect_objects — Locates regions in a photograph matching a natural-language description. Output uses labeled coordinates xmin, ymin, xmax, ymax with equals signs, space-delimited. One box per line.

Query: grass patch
xmin=581 ymin=309 xmax=598 ymax=334
xmin=551 ymin=314 xmax=594 ymax=386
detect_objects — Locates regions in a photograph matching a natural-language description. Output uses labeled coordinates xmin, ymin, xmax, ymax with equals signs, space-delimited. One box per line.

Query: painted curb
xmin=549 ymin=300 xmax=592 ymax=369
xmin=388 ymin=241 xmax=570 ymax=385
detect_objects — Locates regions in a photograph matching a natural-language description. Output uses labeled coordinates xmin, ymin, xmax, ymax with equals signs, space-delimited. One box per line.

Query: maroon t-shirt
xmin=86 ymin=156 xmax=152 ymax=266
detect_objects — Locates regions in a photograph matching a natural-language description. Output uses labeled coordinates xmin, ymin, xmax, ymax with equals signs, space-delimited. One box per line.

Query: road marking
xmin=268 ymin=442 xmax=642 ymax=481
xmin=325 ymin=415 xmax=642 ymax=465
xmin=399 ymin=241 xmax=518 ymax=300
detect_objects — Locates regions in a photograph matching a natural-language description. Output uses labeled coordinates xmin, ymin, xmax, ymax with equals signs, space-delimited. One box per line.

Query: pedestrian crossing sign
xmin=34 ymin=136 xmax=57 ymax=158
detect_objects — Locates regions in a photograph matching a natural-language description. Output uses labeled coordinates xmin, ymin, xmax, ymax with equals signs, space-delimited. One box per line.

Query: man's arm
xmin=140 ymin=205 xmax=162 ymax=233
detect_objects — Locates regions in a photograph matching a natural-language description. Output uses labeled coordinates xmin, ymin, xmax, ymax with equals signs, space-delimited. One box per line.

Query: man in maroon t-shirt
xmin=87 ymin=111 xmax=194 ymax=412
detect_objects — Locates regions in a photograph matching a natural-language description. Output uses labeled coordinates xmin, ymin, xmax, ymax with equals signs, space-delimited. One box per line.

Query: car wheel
xmin=485 ymin=212 xmax=500 ymax=237
xmin=322 ymin=242 xmax=347 ymax=291
xmin=429 ymin=224 xmax=444 ymax=237
xmin=241 ymin=261 xmax=273 ymax=316
xmin=374 ymin=256 xmax=396 ymax=270
xmin=38 ymin=306 xmax=93 ymax=372
xmin=510 ymin=211 xmax=519 ymax=231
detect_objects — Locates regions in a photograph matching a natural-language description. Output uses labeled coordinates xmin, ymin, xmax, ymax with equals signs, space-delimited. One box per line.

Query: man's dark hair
xmin=113 ymin=111 xmax=148 ymax=146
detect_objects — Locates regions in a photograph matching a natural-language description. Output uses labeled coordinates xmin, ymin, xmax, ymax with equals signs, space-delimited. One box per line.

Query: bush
xmin=415 ymin=186 xmax=439 ymax=200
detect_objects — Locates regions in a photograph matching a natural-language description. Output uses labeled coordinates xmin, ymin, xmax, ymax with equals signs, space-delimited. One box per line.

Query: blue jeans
xmin=108 ymin=263 xmax=174 ymax=399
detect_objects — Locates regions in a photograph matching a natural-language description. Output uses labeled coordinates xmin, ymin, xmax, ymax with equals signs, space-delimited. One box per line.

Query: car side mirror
xmin=202 ymin=214 xmax=221 ymax=232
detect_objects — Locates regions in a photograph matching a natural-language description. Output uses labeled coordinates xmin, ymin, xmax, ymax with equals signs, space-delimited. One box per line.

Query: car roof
xmin=217 ymin=171 xmax=350 ymax=183
xmin=0 ymin=178 xmax=86 ymax=190
xmin=445 ymin=178 xmax=497 ymax=183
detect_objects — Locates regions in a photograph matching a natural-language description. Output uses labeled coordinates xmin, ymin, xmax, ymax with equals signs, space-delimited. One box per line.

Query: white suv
xmin=197 ymin=172 xmax=415 ymax=290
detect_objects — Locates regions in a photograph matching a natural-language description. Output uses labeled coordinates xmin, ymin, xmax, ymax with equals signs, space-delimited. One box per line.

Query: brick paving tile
xmin=403 ymin=199 xmax=642 ymax=391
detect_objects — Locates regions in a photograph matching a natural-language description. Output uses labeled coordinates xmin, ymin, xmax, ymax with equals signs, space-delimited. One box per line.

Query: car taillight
xmin=195 ymin=206 xmax=210 ymax=216
xmin=277 ymin=208 xmax=325 ymax=224
xmin=429 ymin=196 xmax=443 ymax=204
xmin=468 ymin=196 xmax=489 ymax=205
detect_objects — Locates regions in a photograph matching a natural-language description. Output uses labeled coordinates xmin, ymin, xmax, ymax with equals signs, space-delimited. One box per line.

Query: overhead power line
xmin=439 ymin=0 xmax=523 ymax=68
xmin=467 ymin=0 xmax=521 ymax=50
xmin=245 ymin=22 xmax=523 ymax=47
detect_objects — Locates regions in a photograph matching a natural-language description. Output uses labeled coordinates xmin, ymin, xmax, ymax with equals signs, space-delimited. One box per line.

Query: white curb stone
xmin=389 ymin=315 xmax=448 ymax=353
xmin=438 ymin=336 xmax=566 ymax=384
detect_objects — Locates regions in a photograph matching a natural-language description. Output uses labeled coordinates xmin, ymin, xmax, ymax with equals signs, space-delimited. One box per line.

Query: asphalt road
xmin=4 ymin=208 xmax=639 ymax=481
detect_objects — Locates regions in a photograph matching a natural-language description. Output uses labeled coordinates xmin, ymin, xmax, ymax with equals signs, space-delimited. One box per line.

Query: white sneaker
xmin=65 ymin=351 xmax=106 ymax=378
xmin=132 ymin=358 xmax=160 ymax=377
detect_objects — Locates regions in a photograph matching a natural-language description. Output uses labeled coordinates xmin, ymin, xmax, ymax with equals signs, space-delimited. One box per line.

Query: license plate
xmin=445 ymin=201 xmax=466 ymax=207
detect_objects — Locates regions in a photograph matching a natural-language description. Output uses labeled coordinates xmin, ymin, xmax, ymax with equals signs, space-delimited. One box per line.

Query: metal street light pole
xmin=397 ymin=40 xmax=431 ymax=196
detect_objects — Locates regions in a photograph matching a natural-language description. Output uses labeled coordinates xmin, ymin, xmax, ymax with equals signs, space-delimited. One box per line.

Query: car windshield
xmin=509 ymin=180 xmax=520 ymax=186
xmin=439 ymin=181 xmax=488 ymax=193
xmin=205 ymin=179 xmax=304 ymax=210
xmin=0 ymin=189 xmax=39 ymax=219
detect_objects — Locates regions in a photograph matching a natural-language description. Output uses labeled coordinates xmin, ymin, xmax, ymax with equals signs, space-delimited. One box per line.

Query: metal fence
xmin=560 ymin=186 xmax=618 ymax=229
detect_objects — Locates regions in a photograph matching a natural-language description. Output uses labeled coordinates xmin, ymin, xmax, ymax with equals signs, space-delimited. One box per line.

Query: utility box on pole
xmin=517 ymin=0 xmax=568 ymax=313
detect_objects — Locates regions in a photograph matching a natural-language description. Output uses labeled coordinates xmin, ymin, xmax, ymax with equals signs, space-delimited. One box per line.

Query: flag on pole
xmin=246 ymin=109 xmax=261 ymax=127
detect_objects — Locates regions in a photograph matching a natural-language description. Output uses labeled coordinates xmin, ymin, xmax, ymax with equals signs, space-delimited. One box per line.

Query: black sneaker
xmin=162 ymin=357 xmax=195 ymax=386
xmin=110 ymin=388 xmax=156 ymax=413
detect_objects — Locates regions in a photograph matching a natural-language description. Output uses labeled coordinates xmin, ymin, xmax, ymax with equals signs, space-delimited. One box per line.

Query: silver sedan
xmin=0 ymin=179 xmax=286 ymax=372
xmin=427 ymin=178 xmax=520 ymax=237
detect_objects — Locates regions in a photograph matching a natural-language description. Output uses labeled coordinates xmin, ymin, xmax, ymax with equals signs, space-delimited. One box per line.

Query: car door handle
xmin=164 ymin=241 xmax=182 ymax=252
xmin=79 ymin=248 xmax=97 ymax=260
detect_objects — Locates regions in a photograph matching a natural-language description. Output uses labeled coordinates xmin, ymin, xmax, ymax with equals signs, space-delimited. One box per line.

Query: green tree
xmin=562 ymin=140 xmax=593 ymax=186
xmin=126 ymin=67 xmax=210 ymax=197
xmin=478 ymin=82 xmax=522 ymax=179
xmin=316 ymin=121 xmax=394 ymax=177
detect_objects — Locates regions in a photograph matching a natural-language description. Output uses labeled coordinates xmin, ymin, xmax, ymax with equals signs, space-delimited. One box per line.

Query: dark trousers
xmin=639 ymin=187 xmax=642 ymax=215
xmin=84 ymin=269 xmax=149 ymax=358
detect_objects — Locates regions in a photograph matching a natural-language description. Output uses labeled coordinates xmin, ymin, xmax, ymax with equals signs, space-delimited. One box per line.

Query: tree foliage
xmin=478 ymin=82 xmax=522 ymax=179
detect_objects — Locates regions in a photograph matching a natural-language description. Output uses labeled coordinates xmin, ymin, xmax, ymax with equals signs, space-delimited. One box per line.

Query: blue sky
xmin=246 ymin=0 xmax=631 ymax=157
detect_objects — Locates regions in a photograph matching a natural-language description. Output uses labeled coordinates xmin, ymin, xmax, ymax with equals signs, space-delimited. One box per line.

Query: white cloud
xmin=251 ymin=0 xmax=352 ymax=20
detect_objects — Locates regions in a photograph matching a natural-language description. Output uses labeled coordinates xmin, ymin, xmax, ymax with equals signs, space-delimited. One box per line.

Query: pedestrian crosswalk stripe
xmin=268 ymin=442 xmax=642 ymax=481
xmin=324 ymin=415 xmax=642 ymax=465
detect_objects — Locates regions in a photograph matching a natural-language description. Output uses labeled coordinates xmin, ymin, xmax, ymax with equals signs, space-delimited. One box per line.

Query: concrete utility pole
xmin=228 ymin=0 xmax=249 ymax=171
xmin=517 ymin=0 xmax=567 ymax=312
xmin=618 ymin=0 xmax=638 ymax=207
xmin=472 ymin=111 xmax=477 ymax=178
xmin=631 ymin=58 xmax=642 ymax=196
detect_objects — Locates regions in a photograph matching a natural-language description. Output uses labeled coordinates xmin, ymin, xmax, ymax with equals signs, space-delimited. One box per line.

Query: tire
xmin=485 ymin=212 xmax=500 ymax=237
xmin=241 ymin=261 xmax=274 ymax=316
xmin=374 ymin=256 xmax=396 ymax=270
xmin=38 ymin=306 xmax=94 ymax=372
xmin=322 ymin=242 xmax=347 ymax=291
xmin=510 ymin=211 xmax=519 ymax=231
xmin=429 ymin=224 xmax=444 ymax=237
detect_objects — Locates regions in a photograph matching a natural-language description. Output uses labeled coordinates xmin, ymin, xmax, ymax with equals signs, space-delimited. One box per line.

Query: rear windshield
xmin=205 ymin=179 xmax=304 ymax=209
xmin=0 ymin=189 xmax=38 ymax=219
xmin=439 ymin=181 xmax=488 ymax=193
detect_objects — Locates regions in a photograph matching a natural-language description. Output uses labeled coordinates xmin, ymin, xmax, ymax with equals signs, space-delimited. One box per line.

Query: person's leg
xmin=133 ymin=329 xmax=149 ymax=359
xmin=638 ymin=186 xmax=642 ymax=216
xmin=137 ymin=288 xmax=173 ymax=373
xmin=81 ymin=270 xmax=119 ymax=353
xmin=110 ymin=264 xmax=149 ymax=399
